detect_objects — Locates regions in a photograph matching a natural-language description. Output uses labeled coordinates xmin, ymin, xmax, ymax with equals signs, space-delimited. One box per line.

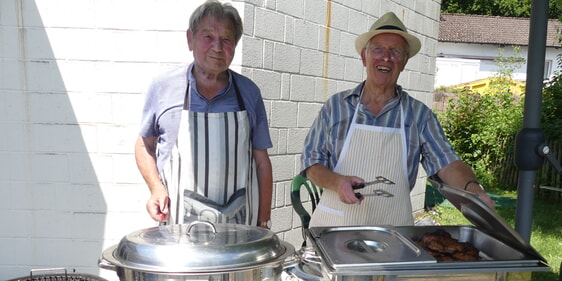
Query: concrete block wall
xmin=0 ymin=0 xmax=440 ymax=280
xmin=241 ymin=0 xmax=442 ymax=246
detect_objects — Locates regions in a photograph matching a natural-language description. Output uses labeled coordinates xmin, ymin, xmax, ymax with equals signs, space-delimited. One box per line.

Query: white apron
xmin=309 ymin=94 xmax=414 ymax=227
xmin=160 ymin=76 xmax=259 ymax=225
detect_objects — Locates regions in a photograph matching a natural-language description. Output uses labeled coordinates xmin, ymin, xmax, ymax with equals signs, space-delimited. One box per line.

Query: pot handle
xmin=98 ymin=257 xmax=117 ymax=271
xmin=186 ymin=220 xmax=217 ymax=235
xmin=299 ymin=247 xmax=324 ymax=266
xmin=29 ymin=268 xmax=67 ymax=280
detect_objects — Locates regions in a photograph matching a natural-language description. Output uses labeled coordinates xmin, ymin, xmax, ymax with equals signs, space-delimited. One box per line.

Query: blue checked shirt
xmin=301 ymin=82 xmax=460 ymax=189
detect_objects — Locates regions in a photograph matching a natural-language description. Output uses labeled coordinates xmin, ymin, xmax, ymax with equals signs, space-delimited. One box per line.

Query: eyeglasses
xmin=366 ymin=45 xmax=406 ymax=61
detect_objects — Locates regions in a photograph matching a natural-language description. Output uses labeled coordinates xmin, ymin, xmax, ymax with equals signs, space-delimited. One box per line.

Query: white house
xmin=435 ymin=13 xmax=562 ymax=88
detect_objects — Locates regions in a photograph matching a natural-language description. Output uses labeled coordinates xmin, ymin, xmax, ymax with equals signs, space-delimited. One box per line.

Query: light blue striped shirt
xmin=301 ymin=82 xmax=460 ymax=189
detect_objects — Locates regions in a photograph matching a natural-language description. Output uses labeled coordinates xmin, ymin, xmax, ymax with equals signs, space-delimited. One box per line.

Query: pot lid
xmin=428 ymin=179 xmax=546 ymax=263
xmin=103 ymin=220 xmax=290 ymax=273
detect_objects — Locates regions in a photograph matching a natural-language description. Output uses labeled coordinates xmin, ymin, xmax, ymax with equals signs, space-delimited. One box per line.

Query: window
xmin=544 ymin=60 xmax=552 ymax=80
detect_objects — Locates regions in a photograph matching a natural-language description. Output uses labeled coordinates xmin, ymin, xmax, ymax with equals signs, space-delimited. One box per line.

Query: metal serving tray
xmin=307 ymin=225 xmax=437 ymax=273
xmin=306 ymin=180 xmax=550 ymax=276
xmin=307 ymin=225 xmax=547 ymax=276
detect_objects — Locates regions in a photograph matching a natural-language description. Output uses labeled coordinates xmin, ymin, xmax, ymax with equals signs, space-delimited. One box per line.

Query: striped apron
xmin=309 ymin=96 xmax=414 ymax=227
xmin=160 ymin=77 xmax=259 ymax=226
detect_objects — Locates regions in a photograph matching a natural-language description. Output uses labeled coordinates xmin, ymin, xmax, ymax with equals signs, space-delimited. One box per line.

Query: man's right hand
xmin=336 ymin=176 xmax=365 ymax=204
xmin=136 ymin=136 xmax=171 ymax=222
xmin=147 ymin=187 xmax=169 ymax=222
xmin=306 ymin=164 xmax=364 ymax=205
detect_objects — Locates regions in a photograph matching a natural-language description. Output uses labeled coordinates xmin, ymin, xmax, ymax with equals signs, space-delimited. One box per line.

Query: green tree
xmin=441 ymin=0 xmax=562 ymax=19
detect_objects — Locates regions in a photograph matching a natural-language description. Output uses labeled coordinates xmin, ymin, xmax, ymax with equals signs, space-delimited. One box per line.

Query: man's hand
xmin=146 ymin=185 xmax=169 ymax=222
xmin=336 ymin=176 xmax=365 ymax=204
xmin=306 ymin=164 xmax=365 ymax=204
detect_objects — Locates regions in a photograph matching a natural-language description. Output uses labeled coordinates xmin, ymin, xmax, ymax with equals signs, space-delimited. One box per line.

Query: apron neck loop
xmin=184 ymin=71 xmax=246 ymax=111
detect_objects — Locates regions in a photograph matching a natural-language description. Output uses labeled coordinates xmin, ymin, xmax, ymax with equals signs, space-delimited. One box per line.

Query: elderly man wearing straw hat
xmin=301 ymin=12 xmax=494 ymax=227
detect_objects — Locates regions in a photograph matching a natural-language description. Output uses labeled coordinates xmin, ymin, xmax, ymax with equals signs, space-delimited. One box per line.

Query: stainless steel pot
xmin=99 ymin=221 xmax=296 ymax=281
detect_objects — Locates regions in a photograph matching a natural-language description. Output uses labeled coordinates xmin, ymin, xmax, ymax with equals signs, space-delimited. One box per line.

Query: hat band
xmin=376 ymin=25 xmax=405 ymax=32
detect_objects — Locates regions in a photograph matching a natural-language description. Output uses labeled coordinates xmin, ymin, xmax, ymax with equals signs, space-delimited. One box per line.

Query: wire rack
xmin=7 ymin=269 xmax=108 ymax=281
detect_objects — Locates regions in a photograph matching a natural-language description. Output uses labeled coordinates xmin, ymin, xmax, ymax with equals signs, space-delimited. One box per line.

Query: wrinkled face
xmin=187 ymin=16 xmax=236 ymax=75
xmin=361 ymin=33 xmax=409 ymax=87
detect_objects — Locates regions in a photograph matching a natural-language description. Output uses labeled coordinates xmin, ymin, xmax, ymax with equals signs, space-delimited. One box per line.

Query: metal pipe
xmin=514 ymin=0 xmax=549 ymax=242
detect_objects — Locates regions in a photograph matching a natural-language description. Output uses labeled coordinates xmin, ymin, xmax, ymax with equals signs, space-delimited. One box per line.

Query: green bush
xmin=436 ymin=47 xmax=562 ymax=191
xmin=542 ymin=56 xmax=562 ymax=140
xmin=437 ymin=83 xmax=523 ymax=191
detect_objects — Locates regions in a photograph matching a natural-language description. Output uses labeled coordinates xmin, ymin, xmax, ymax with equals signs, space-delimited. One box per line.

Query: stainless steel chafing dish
xmin=303 ymin=180 xmax=550 ymax=281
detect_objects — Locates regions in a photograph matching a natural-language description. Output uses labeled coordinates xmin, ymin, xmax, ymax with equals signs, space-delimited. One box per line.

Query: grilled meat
xmin=418 ymin=229 xmax=480 ymax=262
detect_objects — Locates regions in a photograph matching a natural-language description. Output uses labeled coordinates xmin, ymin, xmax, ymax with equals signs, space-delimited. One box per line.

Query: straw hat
xmin=355 ymin=12 xmax=421 ymax=58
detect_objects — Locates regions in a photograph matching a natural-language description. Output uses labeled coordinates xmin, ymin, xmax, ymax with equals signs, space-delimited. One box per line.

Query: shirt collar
xmin=187 ymin=63 xmax=233 ymax=97
xmin=345 ymin=82 xmax=404 ymax=108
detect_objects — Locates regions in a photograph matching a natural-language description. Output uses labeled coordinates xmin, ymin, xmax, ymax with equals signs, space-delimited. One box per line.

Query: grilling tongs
xmin=352 ymin=176 xmax=395 ymax=199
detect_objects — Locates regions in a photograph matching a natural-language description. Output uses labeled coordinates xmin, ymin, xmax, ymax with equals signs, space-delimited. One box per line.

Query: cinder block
xmin=287 ymin=128 xmax=308 ymax=154
xmin=328 ymin=3 xmax=348 ymax=31
xmin=344 ymin=57 xmax=364 ymax=82
xmin=37 ymin=0 xmax=95 ymax=28
xmin=31 ymin=124 xmax=89 ymax=153
xmin=270 ymin=154 xmax=297 ymax=181
xmin=0 ymin=1 xmax=17 ymax=26
xmin=96 ymin=124 xmax=138 ymax=154
xmin=0 ymin=210 xmax=31 ymax=237
xmin=348 ymin=9 xmax=368 ymax=36
xmin=299 ymin=49 xmax=324 ymax=77
xmin=324 ymin=53 xmax=345 ymax=80
xmin=111 ymin=94 xmax=144 ymax=125
xmin=255 ymin=8 xmax=284 ymax=41
xmin=242 ymin=37 xmax=264 ymax=68
xmin=274 ymin=181 xmax=287 ymax=208
xmin=273 ymin=128 xmax=288 ymax=155
xmin=29 ymin=93 xmax=71 ymax=124
xmin=273 ymin=44 xmax=301 ymax=73
xmin=31 ymin=153 xmax=69 ymax=182
xmin=270 ymin=101 xmax=298 ymax=127
xmin=290 ymin=75 xmax=316 ymax=102
xmin=0 ymin=237 xmax=32 ymax=265
xmin=297 ymin=103 xmax=322 ymax=128
xmin=314 ymin=77 xmax=338 ymax=102
xmin=277 ymin=0 xmax=304 ymax=18
xmin=24 ymin=28 xmax=53 ymax=60
xmin=263 ymin=41 xmax=274 ymax=69
xmin=294 ymin=20 xmax=319 ymax=50
xmin=336 ymin=30 xmax=353 ymax=57
xmin=303 ymin=0 xmax=326 ymax=25
xmin=1 ymin=27 xmax=21 ymax=59
xmin=252 ymin=69 xmax=282 ymax=99
xmin=113 ymin=153 xmax=146 ymax=184
xmin=0 ymin=61 xmax=23 ymax=91
xmin=271 ymin=206 xmax=294 ymax=231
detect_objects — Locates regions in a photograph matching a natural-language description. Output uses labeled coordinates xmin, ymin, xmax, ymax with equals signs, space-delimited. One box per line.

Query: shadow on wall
xmin=0 ymin=1 xmax=107 ymax=278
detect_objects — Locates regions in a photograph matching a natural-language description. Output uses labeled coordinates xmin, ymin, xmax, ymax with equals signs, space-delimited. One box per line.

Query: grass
xmin=423 ymin=189 xmax=561 ymax=281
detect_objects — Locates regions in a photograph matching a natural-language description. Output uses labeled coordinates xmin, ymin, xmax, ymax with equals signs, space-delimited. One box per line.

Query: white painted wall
xmin=0 ymin=1 xmax=440 ymax=280
xmin=435 ymin=42 xmax=562 ymax=88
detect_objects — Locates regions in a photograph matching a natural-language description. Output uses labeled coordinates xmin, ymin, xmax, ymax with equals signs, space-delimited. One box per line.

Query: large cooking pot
xmin=99 ymin=221 xmax=296 ymax=281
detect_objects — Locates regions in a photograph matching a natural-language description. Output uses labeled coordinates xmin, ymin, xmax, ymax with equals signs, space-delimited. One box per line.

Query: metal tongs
xmin=352 ymin=176 xmax=395 ymax=199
